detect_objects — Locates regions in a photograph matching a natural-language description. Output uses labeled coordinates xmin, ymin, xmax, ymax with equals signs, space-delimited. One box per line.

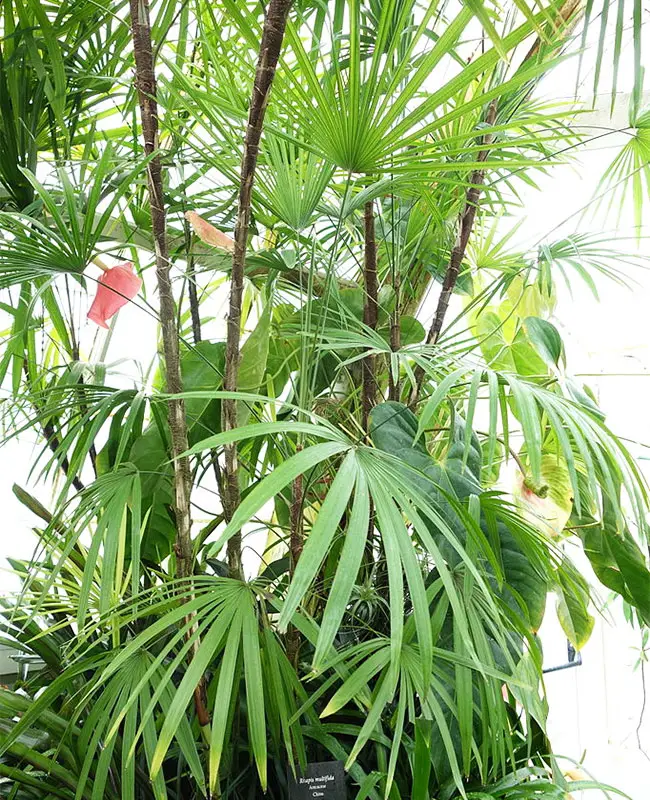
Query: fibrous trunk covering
xmin=222 ymin=0 xmax=294 ymax=577
xmin=361 ymin=199 xmax=379 ymax=430
xmin=129 ymin=0 xmax=193 ymax=579
xmin=128 ymin=0 xmax=209 ymax=727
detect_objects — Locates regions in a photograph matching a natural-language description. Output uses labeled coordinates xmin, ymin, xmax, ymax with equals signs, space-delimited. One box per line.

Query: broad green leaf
xmin=180 ymin=341 xmax=225 ymax=444
xmin=554 ymin=566 xmax=594 ymax=650
xmin=129 ymin=425 xmax=176 ymax=562
xmin=238 ymin=301 xmax=272 ymax=424
xmin=524 ymin=316 xmax=564 ymax=368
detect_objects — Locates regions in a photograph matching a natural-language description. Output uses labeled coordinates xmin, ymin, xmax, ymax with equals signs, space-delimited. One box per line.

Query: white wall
xmin=510 ymin=90 xmax=650 ymax=798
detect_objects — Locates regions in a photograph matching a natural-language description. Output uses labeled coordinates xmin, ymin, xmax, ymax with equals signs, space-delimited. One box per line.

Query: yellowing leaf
xmin=513 ymin=453 xmax=573 ymax=538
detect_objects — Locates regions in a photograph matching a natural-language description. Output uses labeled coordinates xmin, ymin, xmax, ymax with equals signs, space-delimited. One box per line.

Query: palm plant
xmin=0 ymin=1 xmax=649 ymax=798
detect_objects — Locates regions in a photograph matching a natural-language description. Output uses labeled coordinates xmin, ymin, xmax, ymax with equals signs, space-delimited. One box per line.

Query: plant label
xmin=289 ymin=760 xmax=346 ymax=800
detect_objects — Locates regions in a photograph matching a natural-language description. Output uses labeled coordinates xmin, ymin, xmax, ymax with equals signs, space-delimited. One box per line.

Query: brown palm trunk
xmin=408 ymin=0 xmax=583 ymax=409
xmin=128 ymin=0 xmax=208 ymax=728
xmin=409 ymin=100 xmax=497 ymax=408
xmin=361 ymin=199 xmax=379 ymax=430
xmin=222 ymin=0 xmax=294 ymax=577
xmin=360 ymin=199 xmax=381 ymax=582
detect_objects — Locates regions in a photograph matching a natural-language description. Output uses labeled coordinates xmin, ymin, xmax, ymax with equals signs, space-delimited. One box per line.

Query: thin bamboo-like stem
xmin=128 ymin=0 xmax=209 ymax=729
xmin=222 ymin=0 xmax=294 ymax=577
xmin=21 ymin=340 xmax=85 ymax=492
xmin=427 ymin=100 xmax=498 ymax=342
xmin=361 ymin=199 xmax=379 ymax=430
xmin=389 ymin=270 xmax=401 ymax=402
xmin=184 ymin=223 xmax=202 ymax=345
xmin=286 ymin=444 xmax=303 ymax=665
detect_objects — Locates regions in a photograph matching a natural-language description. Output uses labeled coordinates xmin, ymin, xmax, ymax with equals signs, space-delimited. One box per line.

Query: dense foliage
xmin=0 ymin=1 xmax=649 ymax=798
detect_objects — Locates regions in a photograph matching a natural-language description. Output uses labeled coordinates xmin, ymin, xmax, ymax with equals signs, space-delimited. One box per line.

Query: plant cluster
xmin=0 ymin=1 xmax=649 ymax=799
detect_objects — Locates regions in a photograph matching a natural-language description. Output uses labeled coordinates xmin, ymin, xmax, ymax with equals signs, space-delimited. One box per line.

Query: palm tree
xmin=0 ymin=1 xmax=648 ymax=798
